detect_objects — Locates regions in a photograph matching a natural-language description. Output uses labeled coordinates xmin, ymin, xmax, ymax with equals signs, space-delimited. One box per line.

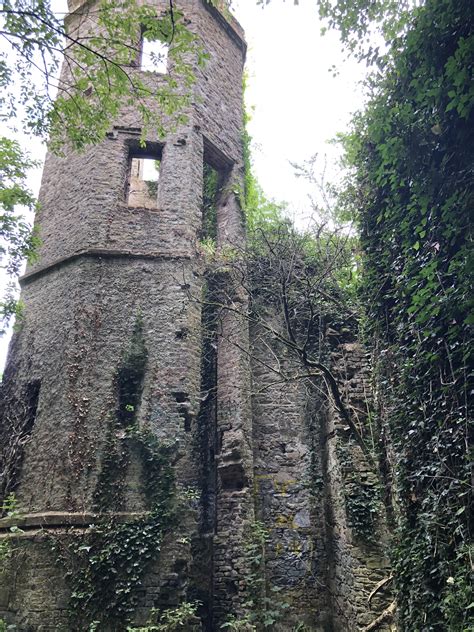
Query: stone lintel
xmin=0 ymin=511 xmax=147 ymax=531
xmin=203 ymin=135 xmax=235 ymax=171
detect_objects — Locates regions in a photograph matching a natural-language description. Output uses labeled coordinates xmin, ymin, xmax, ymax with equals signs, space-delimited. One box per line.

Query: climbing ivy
xmin=344 ymin=476 xmax=381 ymax=545
xmin=222 ymin=522 xmax=289 ymax=631
xmin=54 ymin=429 xmax=176 ymax=630
xmin=0 ymin=493 xmax=23 ymax=569
xmin=51 ymin=320 xmax=182 ymax=630
xmin=340 ymin=0 xmax=473 ymax=628
xmin=126 ymin=601 xmax=201 ymax=631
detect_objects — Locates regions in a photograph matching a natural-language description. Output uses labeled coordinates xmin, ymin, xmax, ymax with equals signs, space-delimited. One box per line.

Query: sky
xmin=0 ymin=0 xmax=368 ymax=370
xmin=233 ymin=0 xmax=367 ymax=222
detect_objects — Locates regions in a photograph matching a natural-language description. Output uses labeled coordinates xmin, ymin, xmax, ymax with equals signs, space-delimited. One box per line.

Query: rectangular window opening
xmin=140 ymin=35 xmax=169 ymax=73
xmin=127 ymin=148 xmax=162 ymax=209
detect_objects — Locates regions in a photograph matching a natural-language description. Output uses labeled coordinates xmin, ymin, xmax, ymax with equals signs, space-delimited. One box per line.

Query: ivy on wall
xmin=51 ymin=319 xmax=179 ymax=630
xmin=65 ymin=437 xmax=175 ymax=629
xmin=341 ymin=0 xmax=473 ymax=628
xmin=221 ymin=522 xmax=290 ymax=631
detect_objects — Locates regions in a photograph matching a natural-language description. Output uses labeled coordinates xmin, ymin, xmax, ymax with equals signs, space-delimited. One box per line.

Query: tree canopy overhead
xmin=0 ymin=0 xmax=208 ymax=149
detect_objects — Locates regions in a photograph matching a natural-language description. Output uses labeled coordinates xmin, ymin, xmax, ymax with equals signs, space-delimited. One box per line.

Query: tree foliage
xmin=256 ymin=0 xmax=415 ymax=65
xmin=0 ymin=137 xmax=40 ymax=332
xmin=1 ymin=0 xmax=204 ymax=149
xmin=339 ymin=0 xmax=473 ymax=628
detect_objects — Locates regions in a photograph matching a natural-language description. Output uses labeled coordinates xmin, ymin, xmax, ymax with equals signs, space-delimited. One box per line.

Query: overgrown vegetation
xmin=338 ymin=0 xmax=473 ymax=627
xmin=343 ymin=472 xmax=381 ymax=545
xmin=55 ymin=434 xmax=175 ymax=629
xmin=202 ymin=162 xmax=219 ymax=244
xmin=0 ymin=493 xmax=23 ymax=568
xmin=221 ymin=522 xmax=289 ymax=631
xmin=1 ymin=0 xmax=204 ymax=150
xmin=0 ymin=139 xmax=40 ymax=332
xmin=127 ymin=601 xmax=201 ymax=631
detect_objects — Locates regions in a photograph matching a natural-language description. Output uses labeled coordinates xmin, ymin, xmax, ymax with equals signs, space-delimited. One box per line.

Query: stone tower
xmin=0 ymin=1 xmax=254 ymax=629
xmin=0 ymin=1 xmax=394 ymax=630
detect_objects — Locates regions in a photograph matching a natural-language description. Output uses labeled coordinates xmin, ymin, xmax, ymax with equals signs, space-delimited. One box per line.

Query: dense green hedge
xmin=342 ymin=0 xmax=473 ymax=628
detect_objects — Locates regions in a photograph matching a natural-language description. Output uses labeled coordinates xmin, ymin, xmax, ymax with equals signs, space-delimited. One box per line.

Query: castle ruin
xmin=0 ymin=2 xmax=393 ymax=629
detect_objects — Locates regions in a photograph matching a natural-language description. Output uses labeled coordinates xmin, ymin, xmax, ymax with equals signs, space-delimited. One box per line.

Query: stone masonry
xmin=250 ymin=312 xmax=394 ymax=631
xmin=0 ymin=2 xmax=393 ymax=630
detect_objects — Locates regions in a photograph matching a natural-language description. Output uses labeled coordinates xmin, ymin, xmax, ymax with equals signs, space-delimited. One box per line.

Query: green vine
xmin=222 ymin=522 xmax=289 ymax=631
xmin=337 ymin=436 xmax=383 ymax=545
xmin=126 ymin=601 xmax=201 ymax=631
xmin=54 ymin=430 xmax=176 ymax=630
xmin=344 ymin=476 xmax=381 ymax=544
xmin=340 ymin=0 xmax=473 ymax=627
xmin=0 ymin=494 xmax=23 ymax=568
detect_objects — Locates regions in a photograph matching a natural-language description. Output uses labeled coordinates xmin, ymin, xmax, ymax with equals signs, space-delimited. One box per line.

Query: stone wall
xmin=2 ymin=256 xmax=203 ymax=513
xmin=250 ymin=321 xmax=330 ymax=630
xmin=0 ymin=1 xmax=395 ymax=629
xmin=0 ymin=1 xmax=248 ymax=629
xmin=324 ymin=342 xmax=394 ymax=631
xmin=249 ymin=314 xmax=394 ymax=631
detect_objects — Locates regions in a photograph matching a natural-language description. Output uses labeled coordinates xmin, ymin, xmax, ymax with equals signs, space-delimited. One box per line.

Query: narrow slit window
xmin=127 ymin=151 xmax=161 ymax=209
xmin=140 ymin=37 xmax=169 ymax=73
xmin=201 ymin=162 xmax=220 ymax=244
